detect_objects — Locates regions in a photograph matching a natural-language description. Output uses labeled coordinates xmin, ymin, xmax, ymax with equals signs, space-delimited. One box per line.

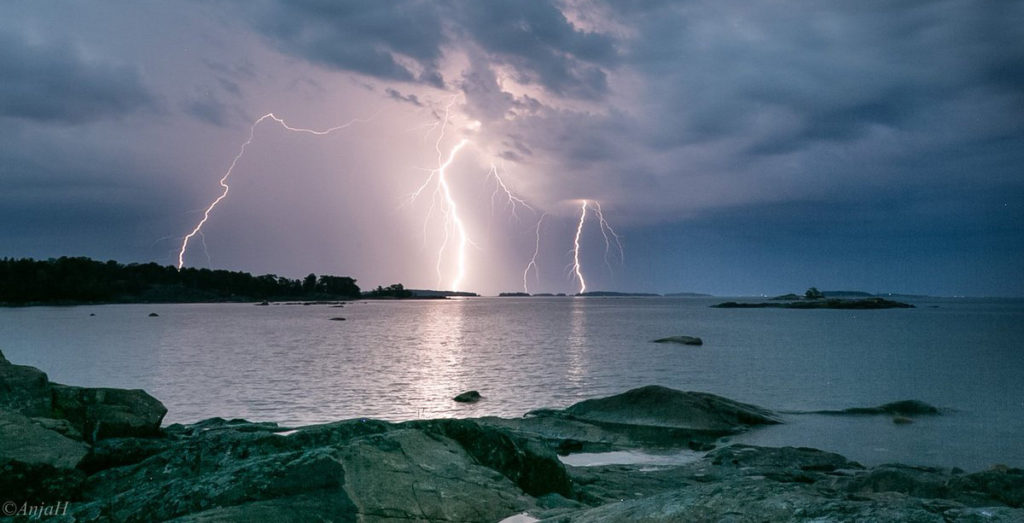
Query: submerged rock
xmin=808 ymin=399 xmax=942 ymax=418
xmin=454 ymin=390 xmax=482 ymax=403
xmin=845 ymin=399 xmax=941 ymax=416
xmin=652 ymin=335 xmax=703 ymax=345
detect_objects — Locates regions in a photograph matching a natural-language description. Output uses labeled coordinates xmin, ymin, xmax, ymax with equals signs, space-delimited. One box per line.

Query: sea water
xmin=1 ymin=296 xmax=1021 ymax=471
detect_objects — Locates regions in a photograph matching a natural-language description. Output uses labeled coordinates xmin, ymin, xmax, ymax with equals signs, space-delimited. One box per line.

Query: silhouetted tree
xmin=805 ymin=287 xmax=824 ymax=300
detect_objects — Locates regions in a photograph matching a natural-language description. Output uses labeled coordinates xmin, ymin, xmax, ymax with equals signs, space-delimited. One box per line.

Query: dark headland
xmin=2 ymin=352 xmax=1021 ymax=521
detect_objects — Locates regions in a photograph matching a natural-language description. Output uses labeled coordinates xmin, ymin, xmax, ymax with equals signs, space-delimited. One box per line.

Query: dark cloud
xmin=182 ymin=95 xmax=233 ymax=127
xmin=240 ymin=0 xmax=447 ymax=84
xmin=0 ymin=31 xmax=156 ymax=125
xmin=384 ymin=88 xmax=423 ymax=107
xmin=451 ymin=0 xmax=615 ymax=99
xmin=234 ymin=0 xmax=616 ymax=99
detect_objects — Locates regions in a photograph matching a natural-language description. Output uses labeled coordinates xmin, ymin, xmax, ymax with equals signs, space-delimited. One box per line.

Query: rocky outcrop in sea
xmin=2 ymin=351 xmax=1021 ymax=521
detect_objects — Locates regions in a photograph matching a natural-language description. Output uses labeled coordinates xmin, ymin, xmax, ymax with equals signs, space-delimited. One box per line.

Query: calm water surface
xmin=1 ymin=297 xmax=1021 ymax=471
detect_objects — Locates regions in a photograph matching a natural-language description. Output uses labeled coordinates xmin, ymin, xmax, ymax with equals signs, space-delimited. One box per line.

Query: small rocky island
xmin=714 ymin=287 xmax=915 ymax=310
xmin=2 ymin=351 xmax=1021 ymax=521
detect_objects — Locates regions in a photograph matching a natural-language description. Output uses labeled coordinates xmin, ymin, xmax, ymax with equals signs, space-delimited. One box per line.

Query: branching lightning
xmin=523 ymin=213 xmax=547 ymax=294
xmin=408 ymin=97 xmax=475 ymax=291
xmin=177 ymin=113 xmax=365 ymax=269
xmin=434 ymin=139 xmax=471 ymax=291
xmin=488 ymin=163 xmax=533 ymax=220
xmin=407 ymin=96 xmax=537 ymax=292
xmin=593 ymin=201 xmax=624 ymax=271
xmin=566 ymin=199 xmax=623 ymax=295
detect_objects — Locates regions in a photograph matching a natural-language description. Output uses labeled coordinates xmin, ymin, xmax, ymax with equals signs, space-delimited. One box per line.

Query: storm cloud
xmin=0 ymin=31 xmax=157 ymax=125
xmin=0 ymin=1 xmax=1021 ymax=295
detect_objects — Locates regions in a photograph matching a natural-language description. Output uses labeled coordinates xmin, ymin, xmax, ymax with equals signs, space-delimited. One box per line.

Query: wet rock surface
xmin=2 ymin=351 xmax=1022 ymax=521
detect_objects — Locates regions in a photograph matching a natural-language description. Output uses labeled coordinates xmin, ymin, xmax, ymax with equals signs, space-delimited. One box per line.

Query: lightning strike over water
xmin=407 ymin=96 xmax=476 ymax=291
xmin=572 ymin=200 xmax=589 ymax=294
xmin=593 ymin=202 xmax=624 ymax=271
xmin=434 ymin=139 xmax=471 ymax=292
xmin=176 ymin=113 xmax=364 ymax=269
xmin=523 ymin=213 xmax=547 ymax=294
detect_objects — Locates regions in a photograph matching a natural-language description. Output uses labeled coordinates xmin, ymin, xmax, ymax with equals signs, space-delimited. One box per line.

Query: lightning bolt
xmin=407 ymin=96 xmax=476 ymax=291
xmin=523 ymin=213 xmax=547 ymax=294
xmin=488 ymin=162 xmax=533 ymax=220
xmin=409 ymin=95 xmax=536 ymax=293
xmin=177 ymin=113 xmax=366 ymax=269
xmin=435 ymin=139 xmax=472 ymax=292
xmin=571 ymin=200 xmax=589 ymax=294
xmin=592 ymin=201 xmax=624 ymax=272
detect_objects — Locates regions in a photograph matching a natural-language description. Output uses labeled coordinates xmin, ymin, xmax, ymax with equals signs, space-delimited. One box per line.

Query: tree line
xmin=0 ymin=257 xmax=361 ymax=305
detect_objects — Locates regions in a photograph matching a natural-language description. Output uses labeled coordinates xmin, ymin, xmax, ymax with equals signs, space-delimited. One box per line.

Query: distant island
xmin=0 ymin=256 xmax=361 ymax=306
xmin=579 ymin=291 xmax=661 ymax=297
xmin=362 ymin=284 xmax=478 ymax=299
xmin=714 ymin=287 xmax=914 ymax=309
xmin=498 ymin=291 xmax=665 ymax=297
xmin=665 ymin=291 xmax=713 ymax=297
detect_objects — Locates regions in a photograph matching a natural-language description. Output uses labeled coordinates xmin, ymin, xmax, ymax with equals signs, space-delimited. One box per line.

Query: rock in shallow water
xmin=652 ymin=335 xmax=703 ymax=345
xmin=454 ymin=390 xmax=482 ymax=403
xmin=560 ymin=385 xmax=782 ymax=431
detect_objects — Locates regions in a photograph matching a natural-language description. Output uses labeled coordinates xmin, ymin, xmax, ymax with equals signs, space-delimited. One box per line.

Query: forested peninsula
xmin=0 ymin=257 xmax=360 ymax=305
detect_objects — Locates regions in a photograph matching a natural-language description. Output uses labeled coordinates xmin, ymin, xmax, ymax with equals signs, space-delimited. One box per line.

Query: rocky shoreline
xmin=2 ymin=351 xmax=1021 ymax=521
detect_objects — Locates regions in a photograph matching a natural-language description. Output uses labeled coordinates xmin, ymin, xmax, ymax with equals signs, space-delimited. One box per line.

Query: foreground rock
xmin=556 ymin=446 xmax=1023 ymax=522
xmin=2 ymin=352 xmax=1022 ymax=521
xmin=70 ymin=418 xmax=569 ymax=522
xmin=0 ymin=351 xmax=166 ymax=443
xmin=480 ymin=386 xmax=782 ymax=457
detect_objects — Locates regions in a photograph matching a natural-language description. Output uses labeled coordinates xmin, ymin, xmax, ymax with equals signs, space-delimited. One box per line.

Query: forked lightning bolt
xmin=523 ymin=213 xmax=546 ymax=294
xmin=408 ymin=97 xmax=474 ymax=291
xmin=593 ymin=201 xmax=624 ymax=271
xmin=568 ymin=199 xmax=623 ymax=295
xmin=177 ymin=113 xmax=365 ymax=269
xmin=489 ymin=163 xmax=533 ymax=220
xmin=434 ymin=139 xmax=471 ymax=292
xmin=572 ymin=200 xmax=589 ymax=294
xmin=409 ymin=96 xmax=533 ymax=292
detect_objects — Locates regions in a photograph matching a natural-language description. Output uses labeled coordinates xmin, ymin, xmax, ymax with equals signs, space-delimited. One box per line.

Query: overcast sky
xmin=1 ymin=1 xmax=1021 ymax=296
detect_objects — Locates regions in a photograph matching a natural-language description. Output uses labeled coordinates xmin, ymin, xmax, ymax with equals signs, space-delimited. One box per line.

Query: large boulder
xmin=51 ymin=384 xmax=167 ymax=442
xmin=561 ymin=385 xmax=782 ymax=431
xmin=0 ymin=350 xmax=52 ymax=417
xmin=412 ymin=418 xmax=574 ymax=498
xmin=70 ymin=418 xmax=551 ymax=521
xmin=0 ymin=409 xmax=89 ymax=501
xmin=0 ymin=409 xmax=89 ymax=469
